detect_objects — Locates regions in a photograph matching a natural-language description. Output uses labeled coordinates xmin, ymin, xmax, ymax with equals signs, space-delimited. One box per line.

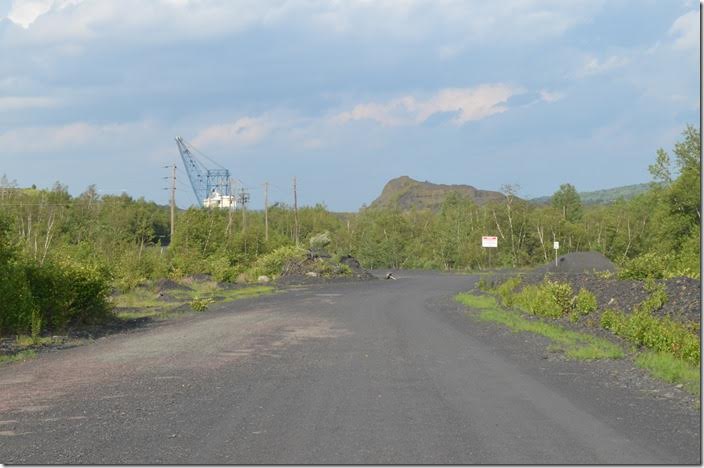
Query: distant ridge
xmin=367 ymin=176 xmax=505 ymax=211
xmin=530 ymin=183 xmax=652 ymax=205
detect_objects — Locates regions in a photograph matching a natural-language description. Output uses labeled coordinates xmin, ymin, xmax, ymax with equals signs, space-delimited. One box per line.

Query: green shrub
xmin=574 ymin=288 xmax=598 ymax=316
xmin=543 ymin=280 xmax=574 ymax=315
xmin=496 ymin=276 xmax=522 ymax=307
xmin=25 ymin=260 xmax=112 ymax=331
xmin=618 ymin=252 xmax=668 ymax=280
xmin=600 ymin=300 xmax=699 ymax=366
xmin=513 ymin=284 xmax=562 ymax=318
xmin=0 ymin=261 xmax=35 ymax=335
xmin=248 ymin=245 xmax=307 ymax=279
xmin=30 ymin=307 xmax=42 ymax=344
xmin=309 ymin=231 xmax=331 ymax=251
xmin=190 ymin=297 xmax=214 ymax=312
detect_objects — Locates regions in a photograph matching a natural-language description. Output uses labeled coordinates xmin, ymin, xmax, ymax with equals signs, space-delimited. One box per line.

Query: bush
xmin=618 ymin=252 xmax=668 ymax=280
xmin=496 ymin=276 xmax=521 ymax=307
xmin=543 ymin=280 xmax=574 ymax=315
xmin=513 ymin=284 xmax=563 ymax=318
xmin=574 ymin=288 xmax=598 ymax=316
xmin=25 ymin=260 xmax=113 ymax=331
xmin=190 ymin=297 xmax=214 ymax=312
xmin=309 ymin=231 xmax=331 ymax=251
xmin=0 ymin=261 xmax=35 ymax=335
xmin=248 ymin=245 xmax=307 ymax=279
xmin=600 ymin=292 xmax=699 ymax=366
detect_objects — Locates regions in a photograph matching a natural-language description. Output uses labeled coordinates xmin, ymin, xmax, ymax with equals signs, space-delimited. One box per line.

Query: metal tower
xmin=175 ymin=137 xmax=235 ymax=208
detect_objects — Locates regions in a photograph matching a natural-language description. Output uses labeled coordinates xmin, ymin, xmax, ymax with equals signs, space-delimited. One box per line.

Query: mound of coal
xmin=278 ymin=254 xmax=375 ymax=285
xmin=532 ymin=251 xmax=616 ymax=275
xmin=154 ymin=278 xmax=191 ymax=292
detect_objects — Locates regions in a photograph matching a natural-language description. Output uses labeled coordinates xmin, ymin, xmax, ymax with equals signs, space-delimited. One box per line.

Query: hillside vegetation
xmin=0 ymin=125 xmax=699 ymax=336
xmin=530 ymin=183 xmax=652 ymax=205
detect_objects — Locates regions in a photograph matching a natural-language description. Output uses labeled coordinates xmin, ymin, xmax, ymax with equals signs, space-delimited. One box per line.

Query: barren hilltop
xmin=367 ymin=176 xmax=505 ymax=211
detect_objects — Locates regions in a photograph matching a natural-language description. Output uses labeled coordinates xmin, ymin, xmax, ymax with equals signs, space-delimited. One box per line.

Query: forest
xmin=0 ymin=125 xmax=699 ymax=335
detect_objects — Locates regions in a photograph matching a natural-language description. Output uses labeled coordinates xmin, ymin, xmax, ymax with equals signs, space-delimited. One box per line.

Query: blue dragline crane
xmin=175 ymin=136 xmax=235 ymax=208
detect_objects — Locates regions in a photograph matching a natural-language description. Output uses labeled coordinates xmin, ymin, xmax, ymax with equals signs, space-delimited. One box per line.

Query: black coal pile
xmin=532 ymin=251 xmax=616 ymax=275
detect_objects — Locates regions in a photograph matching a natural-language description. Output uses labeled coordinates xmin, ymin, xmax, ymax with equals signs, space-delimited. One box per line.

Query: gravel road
xmin=0 ymin=271 xmax=699 ymax=464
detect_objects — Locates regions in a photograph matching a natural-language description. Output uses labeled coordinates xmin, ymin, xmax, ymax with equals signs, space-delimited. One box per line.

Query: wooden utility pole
xmin=293 ymin=176 xmax=299 ymax=246
xmin=240 ymin=187 xmax=248 ymax=232
xmin=169 ymin=164 xmax=176 ymax=242
xmin=264 ymin=181 xmax=269 ymax=242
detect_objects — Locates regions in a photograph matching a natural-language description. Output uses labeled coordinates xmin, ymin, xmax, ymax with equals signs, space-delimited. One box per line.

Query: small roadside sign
xmin=553 ymin=241 xmax=560 ymax=250
xmin=482 ymin=236 xmax=498 ymax=248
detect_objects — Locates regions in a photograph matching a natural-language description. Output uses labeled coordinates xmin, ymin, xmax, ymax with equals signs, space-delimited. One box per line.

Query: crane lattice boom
xmin=175 ymin=136 xmax=235 ymax=209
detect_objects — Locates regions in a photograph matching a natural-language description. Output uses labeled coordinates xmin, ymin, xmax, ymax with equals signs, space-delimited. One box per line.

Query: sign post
xmin=482 ymin=236 xmax=498 ymax=248
xmin=482 ymin=236 xmax=498 ymax=268
xmin=553 ymin=241 xmax=560 ymax=267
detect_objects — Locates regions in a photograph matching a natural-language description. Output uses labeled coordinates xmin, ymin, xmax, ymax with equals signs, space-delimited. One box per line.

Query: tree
xmin=551 ymin=183 xmax=582 ymax=222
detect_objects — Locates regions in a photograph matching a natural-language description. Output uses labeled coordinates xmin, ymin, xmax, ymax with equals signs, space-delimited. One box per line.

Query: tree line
xmin=0 ymin=125 xmax=699 ymax=335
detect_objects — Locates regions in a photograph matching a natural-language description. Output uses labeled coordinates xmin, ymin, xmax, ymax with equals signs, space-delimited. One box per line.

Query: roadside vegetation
xmin=456 ymin=292 xmax=624 ymax=360
xmin=469 ymin=274 xmax=700 ymax=396
xmin=0 ymin=125 xmax=699 ymax=341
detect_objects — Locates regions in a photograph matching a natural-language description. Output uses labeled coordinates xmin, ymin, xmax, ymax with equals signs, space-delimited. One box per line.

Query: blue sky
xmin=0 ymin=0 xmax=699 ymax=211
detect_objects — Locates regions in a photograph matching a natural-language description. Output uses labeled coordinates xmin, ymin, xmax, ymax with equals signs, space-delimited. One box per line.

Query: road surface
xmin=0 ymin=272 xmax=700 ymax=463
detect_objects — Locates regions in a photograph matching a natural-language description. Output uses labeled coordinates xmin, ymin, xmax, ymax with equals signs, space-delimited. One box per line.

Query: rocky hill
xmin=367 ymin=176 xmax=505 ymax=211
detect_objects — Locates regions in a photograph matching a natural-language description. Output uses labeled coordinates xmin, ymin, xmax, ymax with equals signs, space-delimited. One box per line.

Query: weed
xmin=0 ymin=350 xmax=37 ymax=364
xmin=574 ymin=288 xmax=598 ymax=316
xmin=495 ymin=276 xmax=521 ymax=307
xmin=190 ymin=297 xmax=214 ymax=312
xmin=455 ymin=293 xmax=623 ymax=360
xmin=474 ymin=306 xmax=623 ymax=360
xmin=635 ymin=351 xmax=700 ymax=396
xmin=455 ymin=293 xmax=497 ymax=310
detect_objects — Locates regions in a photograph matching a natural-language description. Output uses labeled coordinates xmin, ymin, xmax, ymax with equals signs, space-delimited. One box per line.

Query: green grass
xmin=635 ymin=351 xmax=700 ymax=396
xmin=0 ymin=349 xmax=37 ymax=365
xmin=455 ymin=293 xmax=623 ymax=360
xmin=15 ymin=335 xmax=63 ymax=347
xmin=114 ymin=285 xmax=276 ymax=321
xmin=455 ymin=292 xmax=497 ymax=309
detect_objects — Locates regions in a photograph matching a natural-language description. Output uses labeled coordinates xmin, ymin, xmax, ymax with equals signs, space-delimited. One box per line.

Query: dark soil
xmin=154 ymin=278 xmax=192 ymax=292
xmin=532 ymin=251 xmax=617 ymax=275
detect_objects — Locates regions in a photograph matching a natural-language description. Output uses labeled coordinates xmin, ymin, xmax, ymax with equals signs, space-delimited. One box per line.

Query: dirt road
xmin=0 ymin=272 xmax=699 ymax=463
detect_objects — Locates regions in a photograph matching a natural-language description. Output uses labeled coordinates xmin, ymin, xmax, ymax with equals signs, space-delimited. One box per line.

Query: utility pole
xmin=164 ymin=164 xmax=176 ymax=243
xmin=264 ymin=181 xmax=269 ymax=242
xmin=293 ymin=176 xmax=299 ymax=246
xmin=238 ymin=187 xmax=250 ymax=232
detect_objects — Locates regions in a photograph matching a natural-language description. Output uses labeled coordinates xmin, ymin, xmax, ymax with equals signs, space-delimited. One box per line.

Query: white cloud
xmin=669 ymin=10 xmax=698 ymax=49
xmin=192 ymin=117 xmax=270 ymax=148
xmin=2 ymin=0 xmax=603 ymax=48
xmin=6 ymin=0 xmax=82 ymax=28
xmin=539 ymin=90 xmax=564 ymax=103
xmin=0 ymin=96 xmax=60 ymax=111
xmin=333 ymin=84 xmax=518 ymax=127
xmin=577 ymin=54 xmax=630 ymax=78
xmin=0 ymin=120 xmax=155 ymax=153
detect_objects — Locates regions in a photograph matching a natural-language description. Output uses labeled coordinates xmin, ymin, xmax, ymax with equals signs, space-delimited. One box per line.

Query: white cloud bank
xmin=333 ymin=84 xmax=519 ymax=127
xmin=192 ymin=117 xmax=270 ymax=148
xmin=669 ymin=10 xmax=698 ymax=49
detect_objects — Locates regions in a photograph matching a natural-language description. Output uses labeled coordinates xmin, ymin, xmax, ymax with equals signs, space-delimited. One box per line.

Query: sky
xmin=0 ymin=0 xmax=700 ymax=211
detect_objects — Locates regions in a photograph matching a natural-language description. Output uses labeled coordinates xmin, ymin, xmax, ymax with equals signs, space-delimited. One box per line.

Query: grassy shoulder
xmin=112 ymin=283 xmax=275 ymax=321
xmin=1 ymin=283 xmax=275 ymax=366
xmin=455 ymin=292 xmax=623 ymax=360
xmin=469 ymin=275 xmax=701 ymax=396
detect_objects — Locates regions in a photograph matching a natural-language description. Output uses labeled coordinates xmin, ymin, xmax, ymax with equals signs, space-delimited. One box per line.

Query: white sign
xmin=482 ymin=236 xmax=498 ymax=248
xmin=553 ymin=241 xmax=560 ymax=250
